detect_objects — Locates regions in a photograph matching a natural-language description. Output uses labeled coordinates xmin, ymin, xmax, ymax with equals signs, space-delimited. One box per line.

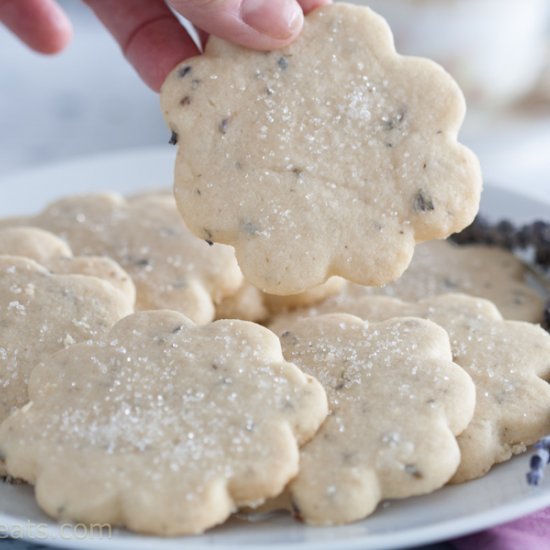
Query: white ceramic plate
xmin=0 ymin=147 xmax=549 ymax=550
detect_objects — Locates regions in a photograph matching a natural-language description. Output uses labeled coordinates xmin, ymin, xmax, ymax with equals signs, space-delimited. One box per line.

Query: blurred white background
xmin=0 ymin=0 xmax=549 ymax=200
xmin=0 ymin=1 xmax=167 ymax=175
xmin=351 ymin=0 xmax=550 ymax=201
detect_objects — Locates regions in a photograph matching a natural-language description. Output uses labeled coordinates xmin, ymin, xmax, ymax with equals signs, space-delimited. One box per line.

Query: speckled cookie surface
xmin=337 ymin=240 xmax=544 ymax=322
xmin=161 ymin=3 xmax=481 ymax=295
xmin=0 ymin=226 xmax=135 ymax=304
xmin=272 ymin=294 xmax=550 ymax=482
xmin=11 ymin=194 xmax=243 ymax=324
xmin=0 ymin=226 xmax=71 ymax=261
xmin=0 ymin=311 xmax=328 ymax=535
xmin=270 ymin=314 xmax=475 ymax=525
xmin=0 ymin=256 xmax=133 ymax=426
xmin=216 ymin=277 xmax=344 ymax=322
xmin=263 ymin=277 xmax=345 ymax=315
xmin=216 ymin=282 xmax=270 ymax=322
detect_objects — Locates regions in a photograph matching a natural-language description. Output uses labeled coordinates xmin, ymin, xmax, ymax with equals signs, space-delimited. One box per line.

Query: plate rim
xmin=0 ymin=147 xmax=549 ymax=550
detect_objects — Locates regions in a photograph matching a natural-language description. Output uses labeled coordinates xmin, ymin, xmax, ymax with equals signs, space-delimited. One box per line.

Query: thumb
xmin=168 ymin=0 xmax=304 ymax=50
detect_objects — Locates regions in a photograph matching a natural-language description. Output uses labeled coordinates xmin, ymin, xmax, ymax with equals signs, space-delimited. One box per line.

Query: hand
xmin=0 ymin=0 xmax=331 ymax=91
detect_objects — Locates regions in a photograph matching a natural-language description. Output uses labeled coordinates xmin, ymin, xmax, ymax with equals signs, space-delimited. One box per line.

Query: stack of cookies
xmin=0 ymin=2 xmax=549 ymax=537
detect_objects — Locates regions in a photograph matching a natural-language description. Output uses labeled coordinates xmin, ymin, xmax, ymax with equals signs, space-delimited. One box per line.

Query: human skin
xmin=0 ymin=0 xmax=331 ymax=90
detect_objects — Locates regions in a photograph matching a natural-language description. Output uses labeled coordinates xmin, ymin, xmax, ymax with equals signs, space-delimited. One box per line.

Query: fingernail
xmin=241 ymin=0 xmax=303 ymax=40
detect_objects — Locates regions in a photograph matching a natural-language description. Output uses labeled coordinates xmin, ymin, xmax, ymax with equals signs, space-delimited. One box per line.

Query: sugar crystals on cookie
xmin=0 ymin=311 xmax=328 ymax=535
xmin=272 ymin=314 xmax=475 ymax=524
xmin=335 ymin=240 xmax=545 ymax=322
xmin=0 ymin=256 xmax=133 ymax=427
xmin=0 ymin=226 xmax=136 ymax=304
xmin=161 ymin=3 xmax=481 ymax=295
xmin=6 ymin=193 xmax=242 ymax=324
xmin=272 ymin=294 xmax=550 ymax=482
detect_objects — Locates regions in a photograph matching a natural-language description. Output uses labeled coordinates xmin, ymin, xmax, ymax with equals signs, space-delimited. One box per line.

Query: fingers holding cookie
xmin=161 ymin=3 xmax=481 ymax=295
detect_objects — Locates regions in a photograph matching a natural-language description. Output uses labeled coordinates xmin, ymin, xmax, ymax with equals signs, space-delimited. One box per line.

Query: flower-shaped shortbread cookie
xmin=271 ymin=314 xmax=474 ymax=525
xmin=0 ymin=226 xmax=135 ymax=304
xmin=0 ymin=256 xmax=132 ymax=426
xmin=272 ymin=294 xmax=550 ymax=482
xmin=0 ymin=311 xmax=328 ymax=535
xmin=216 ymin=277 xmax=344 ymax=322
xmin=11 ymin=193 xmax=243 ymax=324
xmin=161 ymin=3 xmax=481 ymax=295
xmin=336 ymin=240 xmax=544 ymax=322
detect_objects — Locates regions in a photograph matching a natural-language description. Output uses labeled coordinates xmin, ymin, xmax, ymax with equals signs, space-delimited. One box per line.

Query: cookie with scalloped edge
xmin=0 ymin=215 xmax=30 ymax=230
xmin=127 ymin=187 xmax=172 ymax=201
xmin=269 ymin=313 xmax=474 ymax=525
xmin=0 ymin=226 xmax=135 ymax=304
xmin=161 ymin=3 xmax=481 ymax=295
xmin=0 ymin=256 xmax=133 ymax=429
xmin=335 ymin=240 xmax=544 ymax=322
xmin=216 ymin=282 xmax=270 ymax=322
xmin=10 ymin=193 xmax=243 ymax=324
xmin=0 ymin=310 xmax=328 ymax=535
xmin=271 ymin=293 xmax=550 ymax=483
xmin=216 ymin=277 xmax=344 ymax=322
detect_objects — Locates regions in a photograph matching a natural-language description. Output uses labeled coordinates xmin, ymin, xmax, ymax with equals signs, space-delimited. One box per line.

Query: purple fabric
xmin=452 ymin=508 xmax=550 ymax=550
